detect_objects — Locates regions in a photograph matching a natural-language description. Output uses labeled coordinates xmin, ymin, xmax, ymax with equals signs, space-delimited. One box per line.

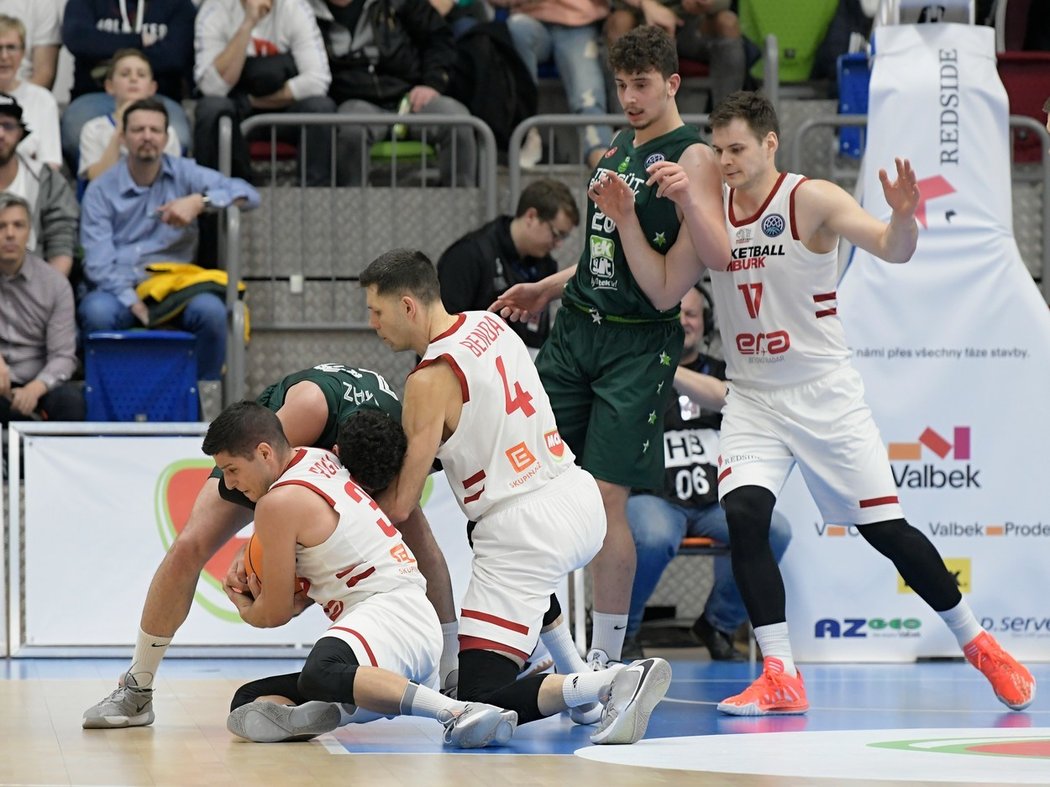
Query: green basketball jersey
xmin=256 ymin=363 xmax=403 ymax=449
xmin=564 ymin=124 xmax=703 ymax=320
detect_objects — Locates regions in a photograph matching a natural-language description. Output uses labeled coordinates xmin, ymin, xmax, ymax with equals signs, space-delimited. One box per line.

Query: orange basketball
xmin=242 ymin=533 xmax=308 ymax=593
xmin=243 ymin=533 xmax=264 ymax=581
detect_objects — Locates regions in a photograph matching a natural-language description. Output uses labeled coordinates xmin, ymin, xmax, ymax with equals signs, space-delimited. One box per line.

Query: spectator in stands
xmin=78 ymin=97 xmax=260 ymax=383
xmin=0 ymin=94 xmax=78 ymax=277
xmin=0 ymin=15 xmax=61 ymax=168
xmin=605 ymin=0 xmax=745 ymax=108
xmin=623 ymin=285 xmax=790 ymax=660
xmin=491 ymin=0 xmax=613 ymax=170
xmin=0 ymin=0 xmax=61 ymax=89
xmin=0 ymin=192 xmax=83 ymax=424
xmin=427 ymin=0 xmax=487 ymax=39
xmin=437 ymin=178 xmax=578 ymax=352
xmin=306 ymin=0 xmax=477 ymax=187
xmin=193 ymin=0 xmax=337 ymax=187
xmin=60 ymin=0 xmax=196 ymax=170
xmin=79 ymin=49 xmax=182 ymax=183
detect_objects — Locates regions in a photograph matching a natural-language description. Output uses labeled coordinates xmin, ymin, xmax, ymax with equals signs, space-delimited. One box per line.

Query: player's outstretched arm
xmin=378 ymin=365 xmax=457 ymax=524
xmin=673 ymin=367 xmax=729 ymax=411
xmin=812 ymin=157 xmax=919 ymax=264
xmin=491 ymin=265 xmax=576 ymax=323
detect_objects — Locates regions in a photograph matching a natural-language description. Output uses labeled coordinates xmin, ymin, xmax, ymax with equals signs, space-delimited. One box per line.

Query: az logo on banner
xmin=887 ymin=426 xmax=981 ymax=489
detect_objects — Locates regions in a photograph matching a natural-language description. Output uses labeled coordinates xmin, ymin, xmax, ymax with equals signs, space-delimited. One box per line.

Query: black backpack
xmin=448 ymin=21 xmax=537 ymax=151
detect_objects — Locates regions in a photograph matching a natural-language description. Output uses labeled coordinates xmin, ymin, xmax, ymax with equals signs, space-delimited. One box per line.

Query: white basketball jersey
xmin=416 ymin=311 xmax=575 ymax=520
xmin=270 ymin=447 xmax=426 ymax=623
xmin=711 ymin=172 xmax=852 ymax=388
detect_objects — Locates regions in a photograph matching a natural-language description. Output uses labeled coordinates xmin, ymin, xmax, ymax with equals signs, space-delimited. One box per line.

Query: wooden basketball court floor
xmin=2 ymin=647 xmax=1047 ymax=787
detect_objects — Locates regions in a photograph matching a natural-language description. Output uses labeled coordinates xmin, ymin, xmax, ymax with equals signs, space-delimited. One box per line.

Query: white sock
xmin=561 ymin=665 xmax=623 ymax=707
xmin=399 ymin=681 xmax=465 ymax=720
xmin=590 ymin=612 xmax=629 ymax=663
xmin=439 ymin=621 xmax=459 ymax=689
xmin=541 ymin=619 xmax=587 ymax=674
xmin=128 ymin=627 xmax=171 ymax=689
xmin=753 ymin=622 xmax=796 ymax=676
xmin=938 ymin=599 xmax=984 ymax=648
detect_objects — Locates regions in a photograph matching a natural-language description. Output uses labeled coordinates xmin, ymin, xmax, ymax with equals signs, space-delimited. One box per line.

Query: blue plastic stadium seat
xmin=85 ymin=330 xmax=200 ymax=422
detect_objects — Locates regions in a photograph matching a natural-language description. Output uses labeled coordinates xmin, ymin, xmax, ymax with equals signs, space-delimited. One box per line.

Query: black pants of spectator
xmin=193 ymin=94 xmax=338 ymax=186
xmin=0 ymin=381 xmax=85 ymax=425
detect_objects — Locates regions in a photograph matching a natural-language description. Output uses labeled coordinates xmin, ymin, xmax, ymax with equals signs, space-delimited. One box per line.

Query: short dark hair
xmin=608 ymin=25 xmax=678 ymax=79
xmin=337 ymin=409 xmax=407 ymax=493
xmin=202 ymin=401 xmax=289 ymax=458
xmin=106 ymin=48 xmax=153 ymax=82
xmin=516 ymin=178 xmax=580 ymax=226
xmin=359 ymin=248 xmax=441 ymax=304
xmin=709 ymin=90 xmax=780 ymax=140
xmin=122 ymin=96 xmax=169 ymax=131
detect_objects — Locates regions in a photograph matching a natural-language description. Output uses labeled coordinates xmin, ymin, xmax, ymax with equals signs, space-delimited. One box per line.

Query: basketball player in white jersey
xmin=203 ymin=402 xmax=516 ymax=747
xmin=359 ymin=248 xmax=673 ymax=745
xmin=675 ymin=90 xmax=1032 ymax=715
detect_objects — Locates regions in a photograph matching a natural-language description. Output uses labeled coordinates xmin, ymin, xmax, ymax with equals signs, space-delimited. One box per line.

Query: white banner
xmin=21 ymin=434 xmax=476 ymax=651
xmin=778 ymin=24 xmax=1050 ymax=661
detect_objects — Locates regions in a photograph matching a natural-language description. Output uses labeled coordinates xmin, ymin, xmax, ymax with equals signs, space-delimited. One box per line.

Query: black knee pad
xmin=230 ymin=672 xmax=303 ymax=711
xmin=722 ymin=485 xmax=776 ymax=549
xmin=457 ymin=649 xmax=520 ymax=703
xmin=297 ymin=637 xmax=361 ymax=704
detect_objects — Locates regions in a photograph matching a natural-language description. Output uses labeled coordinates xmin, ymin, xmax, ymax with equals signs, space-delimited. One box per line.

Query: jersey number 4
xmin=496 ymin=355 xmax=535 ymax=417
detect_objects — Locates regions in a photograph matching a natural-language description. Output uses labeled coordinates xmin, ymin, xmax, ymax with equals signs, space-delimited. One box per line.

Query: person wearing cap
xmin=0 ymin=92 xmax=78 ymax=278
xmin=0 ymin=14 xmax=61 ymax=168
xmin=0 ymin=191 xmax=83 ymax=425
xmin=78 ymin=96 xmax=260 ymax=384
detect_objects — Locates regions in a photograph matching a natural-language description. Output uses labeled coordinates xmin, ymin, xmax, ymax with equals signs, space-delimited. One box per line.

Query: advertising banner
xmin=21 ymin=434 xmax=474 ymax=651
xmin=777 ymin=24 xmax=1050 ymax=661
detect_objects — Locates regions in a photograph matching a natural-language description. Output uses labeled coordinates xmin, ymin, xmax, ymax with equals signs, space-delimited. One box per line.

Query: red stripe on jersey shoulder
xmin=270 ymin=479 xmax=337 ymax=507
xmin=285 ymin=448 xmax=308 ymax=470
xmin=432 ymin=313 xmax=467 ymax=342
xmin=789 ymin=176 xmax=809 ymax=240
xmin=413 ymin=354 xmax=470 ymax=404
xmin=729 ymin=171 xmax=788 ymax=228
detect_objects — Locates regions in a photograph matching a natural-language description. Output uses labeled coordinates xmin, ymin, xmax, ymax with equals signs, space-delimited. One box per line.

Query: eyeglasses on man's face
xmin=544 ymin=220 xmax=571 ymax=243
xmin=0 ymin=44 xmax=23 ymax=56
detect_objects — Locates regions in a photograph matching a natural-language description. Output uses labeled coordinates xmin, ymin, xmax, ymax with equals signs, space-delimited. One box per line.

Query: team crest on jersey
xmin=761 ymin=214 xmax=786 ymax=237
xmin=735 ymin=228 xmax=752 ymax=244
xmin=589 ymin=236 xmax=616 ymax=286
xmin=604 ymin=146 xmax=618 ymax=158
xmin=544 ymin=429 xmax=566 ymax=460
xmin=645 ymin=153 xmax=665 ymax=168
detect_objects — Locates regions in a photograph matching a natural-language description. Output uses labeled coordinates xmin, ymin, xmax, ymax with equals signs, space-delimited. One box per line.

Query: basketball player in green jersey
xmin=494 ymin=26 xmax=732 ymax=670
xmin=83 ymin=363 xmax=458 ymax=729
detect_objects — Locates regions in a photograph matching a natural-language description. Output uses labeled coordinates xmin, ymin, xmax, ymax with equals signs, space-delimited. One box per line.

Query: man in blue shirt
xmin=79 ymin=97 xmax=260 ymax=382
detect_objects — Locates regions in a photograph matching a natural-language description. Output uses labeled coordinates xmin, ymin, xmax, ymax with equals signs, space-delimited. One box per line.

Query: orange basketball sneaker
xmin=717 ymin=657 xmax=809 ymax=716
xmin=963 ymin=631 xmax=1036 ymax=711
